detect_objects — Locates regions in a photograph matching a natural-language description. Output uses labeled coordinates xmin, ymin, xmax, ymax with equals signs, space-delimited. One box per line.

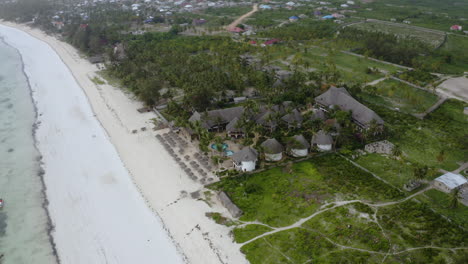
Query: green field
xmin=239 ymin=200 xmax=468 ymax=264
xmin=359 ymin=79 xmax=439 ymax=114
xmin=211 ymin=155 xmax=403 ymax=227
xmin=369 ymin=99 xmax=468 ymax=171
xmin=263 ymin=44 xmax=400 ymax=84
xmin=355 ymin=153 xmax=419 ymax=188
xmin=351 ymin=22 xmax=446 ymax=48
xmin=415 ymin=189 xmax=468 ymax=229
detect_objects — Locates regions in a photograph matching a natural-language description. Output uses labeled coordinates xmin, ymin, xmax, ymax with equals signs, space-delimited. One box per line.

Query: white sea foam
xmin=0 ymin=25 xmax=183 ymax=264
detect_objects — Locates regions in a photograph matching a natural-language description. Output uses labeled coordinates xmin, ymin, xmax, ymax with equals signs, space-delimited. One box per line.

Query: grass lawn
xmin=416 ymin=189 xmax=468 ymax=229
xmin=351 ymin=22 xmax=445 ymax=48
xmin=263 ymin=44 xmax=400 ymax=84
xmin=211 ymin=154 xmax=403 ymax=227
xmin=360 ymin=79 xmax=439 ymax=114
xmin=366 ymin=99 xmax=467 ymax=171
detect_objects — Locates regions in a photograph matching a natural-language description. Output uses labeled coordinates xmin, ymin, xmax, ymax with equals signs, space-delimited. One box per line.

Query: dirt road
xmin=226 ymin=4 xmax=258 ymax=31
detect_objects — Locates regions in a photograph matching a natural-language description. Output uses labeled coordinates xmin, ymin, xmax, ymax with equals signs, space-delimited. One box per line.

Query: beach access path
xmin=0 ymin=22 xmax=247 ymax=264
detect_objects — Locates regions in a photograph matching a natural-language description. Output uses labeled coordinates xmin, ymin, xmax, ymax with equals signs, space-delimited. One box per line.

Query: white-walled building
xmin=288 ymin=135 xmax=310 ymax=157
xmin=311 ymin=130 xmax=333 ymax=151
xmin=261 ymin=138 xmax=284 ymax=162
xmin=232 ymin=147 xmax=258 ymax=172
xmin=433 ymin=173 xmax=468 ymax=193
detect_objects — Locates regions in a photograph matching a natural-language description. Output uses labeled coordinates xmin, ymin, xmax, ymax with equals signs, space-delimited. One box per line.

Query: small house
xmin=261 ymin=138 xmax=284 ymax=161
xmin=229 ymin=27 xmax=245 ymax=33
xmin=450 ymin=25 xmax=462 ymax=31
xmin=311 ymin=130 xmax=333 ymax=151
xmin=281 ymin=109 xmax=303 ymax=128
xmin=403 ymin=20 xmax=411 ymax=24
xmin=433 ymin=173 xmax=468 ymax=193
xmin=232 ymin=147 xmax=258 ymax=172
xmin=289 ymin=16 xmax=299 ymax=22
xmin=263 ymin=38 xmax=280 ymax=46
xmin=288 ymin=134 xmax=310 ymax=157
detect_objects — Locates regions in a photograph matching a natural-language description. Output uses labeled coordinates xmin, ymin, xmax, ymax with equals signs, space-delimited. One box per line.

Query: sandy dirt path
xmin=226 ymin=4 xmax=258 ymax=31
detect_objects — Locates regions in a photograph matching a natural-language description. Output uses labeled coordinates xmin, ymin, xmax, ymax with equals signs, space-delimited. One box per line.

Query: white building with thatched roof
xmin=288 ymin=134 xmax=310 ymax=157
xmin=261 ymin=138 xmax=284 ymax=161
xmin=232 ymin=147 xmax=258 ymax=172
xmin=433 ymin=173 xmax=468 ymax=193
xmin=311 ymin=130 xmax=333 ymax=151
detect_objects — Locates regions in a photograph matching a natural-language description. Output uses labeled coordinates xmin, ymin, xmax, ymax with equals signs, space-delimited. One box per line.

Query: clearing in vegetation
xmin=358 ymin=79 xmax=439 ymax=114
xmin=350 ymin=21 xmax=446 ymax=48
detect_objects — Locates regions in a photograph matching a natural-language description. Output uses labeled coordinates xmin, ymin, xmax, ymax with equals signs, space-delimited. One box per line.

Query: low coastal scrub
xmin=367 ymin=99 xmax=467 ymax=171
xmin=233 ymin=224 xmax=273 ymax=243
xmin=212 ymin=154 xmax=403 ymax=227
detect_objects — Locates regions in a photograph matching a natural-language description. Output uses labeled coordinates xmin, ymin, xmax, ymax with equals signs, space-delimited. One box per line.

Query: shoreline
xmin=0 ymin=21 xmax=247 ymax=264
xmin=0 ymin=37 xmax=59 ymax=264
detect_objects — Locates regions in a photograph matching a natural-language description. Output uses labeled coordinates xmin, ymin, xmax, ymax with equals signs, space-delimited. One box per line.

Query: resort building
xmin=261 ymin=138 xmax=284 ymax=161
xmin=232 ymin=147 xmax=258 ymax=172
xmin=226 ymin=117 xmax=245 ymax=139
xmin=311 ymin=130 xmax=333 ymax=151
xmin=433 ymin=173 xmax=468 ymax=193
xmin=315 ymin=87 xmax=384 ymax=129
xmin=288 ymin=134 xmax=310 ymax=157
xmin=281 ymin=109 xmax=303 ymax=129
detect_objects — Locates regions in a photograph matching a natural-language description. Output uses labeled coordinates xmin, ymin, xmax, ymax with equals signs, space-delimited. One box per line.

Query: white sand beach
xmin=0 ymin=22 xmax=246 ymax=264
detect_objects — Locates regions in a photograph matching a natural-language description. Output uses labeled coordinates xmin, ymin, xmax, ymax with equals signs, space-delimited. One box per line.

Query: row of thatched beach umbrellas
xmin=156 ymin=132 xmax=213 ymax=184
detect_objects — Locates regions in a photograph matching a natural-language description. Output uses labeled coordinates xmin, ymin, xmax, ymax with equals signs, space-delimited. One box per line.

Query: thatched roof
xmin=232 ymin=147 xmax=258 ymax=163
xmin=188 ymin=107 xmax=244 ymax=129
xmin=311 ymin=109 xmax=326 ymax=121
xmin=218 ymin=191 xmax=243 ymax=218
xmin=289 ymin=134 xmax=310 ymax=149
xmin=282 ymin=109 xmax=303 ymax=125
xmin=315 ymin=87 xmax=383 ymax=127
xmin=261 ymin=138 xmax=284 ymax=154
xmin=226 ymin=117 xmax=244 ymax=133
xmin=311 ymin=130 xmax=333 ymax=145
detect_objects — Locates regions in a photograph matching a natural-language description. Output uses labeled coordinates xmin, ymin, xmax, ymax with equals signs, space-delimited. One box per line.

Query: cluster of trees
xmin=339 ymin=27 xmax=431 ymax=67
xmin=108 ymin=32 xmax=266 ymax=109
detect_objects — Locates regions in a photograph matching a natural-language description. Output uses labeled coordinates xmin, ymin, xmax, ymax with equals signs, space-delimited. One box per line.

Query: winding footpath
xmin=239 ymin=186 xmax=432 ymax=246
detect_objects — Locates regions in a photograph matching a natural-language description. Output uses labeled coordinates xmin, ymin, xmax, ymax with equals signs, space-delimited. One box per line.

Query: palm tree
xmin=413 ymin=165 xmax=428 ymax=183
xmin=450 ymin=188 xmax=460 ymax=209
xmin=392 ymin=145 xmax=402 ymax=160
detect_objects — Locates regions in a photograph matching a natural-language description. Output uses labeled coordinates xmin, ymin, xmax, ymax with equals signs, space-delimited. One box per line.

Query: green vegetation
xmin=351 ymin=21 xmax=445 ymax=48
xmin=90 ymin=76 xmax=105 ymax=85
xmin=359 ymin=79 xmax=439 ymax=114
xmin=367 ymin=100 xmax=467 ymax=171
xmin=356 ymin=0 xmax=467 ymax=31
xmin=239 ymin=200 xmax=468 ymax=264
xmin=397 ymin=69 xmax=438 ymax=87
xmin=211 ymin=155 xmax=403 ymax=227
xmin=233 ymin=224 xmax=273 ymax=243
xmin=416 ymin=189 xmax=468 ymax=229
xmin=355 ymin=153 xmax=415 ymax=188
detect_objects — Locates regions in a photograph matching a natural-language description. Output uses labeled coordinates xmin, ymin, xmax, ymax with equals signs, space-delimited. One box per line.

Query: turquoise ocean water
xmin=0 ymin=39 xmax=56 ymax=263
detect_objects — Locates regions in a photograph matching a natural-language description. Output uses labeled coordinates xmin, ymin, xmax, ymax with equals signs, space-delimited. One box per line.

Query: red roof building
xmin=263 ymin=38 xmax=280 ymax=46
xmin=450 ymin=25 xmax=462 ymax=31
xmin=229 ymin=27 xmax=245 ymax=33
